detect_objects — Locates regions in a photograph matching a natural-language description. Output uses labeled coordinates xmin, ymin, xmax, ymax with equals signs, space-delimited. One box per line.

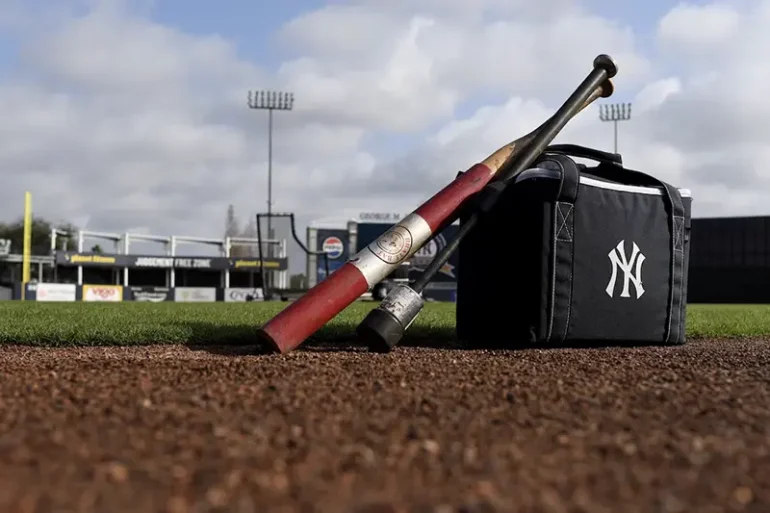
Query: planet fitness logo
xmin=322 ymin=236 xmax=345 ymax=259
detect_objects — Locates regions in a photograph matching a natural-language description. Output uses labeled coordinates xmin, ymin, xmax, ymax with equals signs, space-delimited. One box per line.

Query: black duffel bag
xmin=456 ymin=143 xmax=693 ymax=347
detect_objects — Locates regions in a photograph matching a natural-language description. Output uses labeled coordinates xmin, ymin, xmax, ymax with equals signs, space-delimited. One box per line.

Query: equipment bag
xmin=456 ymin=143 xmax=693 ymax=347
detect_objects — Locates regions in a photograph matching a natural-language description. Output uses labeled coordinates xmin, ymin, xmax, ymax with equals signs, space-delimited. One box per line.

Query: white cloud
xmin=2 ymin=0 xmax=770 ymax=273
xmin=658 ymin=3 xmax=740 ymax=49
xmin=278 ymin=1 xmax=651 ymax=130
xmin=632 ymin=78 xmax=682 ymax=114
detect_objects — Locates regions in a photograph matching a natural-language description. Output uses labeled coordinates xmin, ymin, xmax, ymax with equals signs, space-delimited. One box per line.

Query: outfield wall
xmin=687 ymin=215 xmax=770 ymax=303
xmin=13 ymin=283 xmax=266 ymax=302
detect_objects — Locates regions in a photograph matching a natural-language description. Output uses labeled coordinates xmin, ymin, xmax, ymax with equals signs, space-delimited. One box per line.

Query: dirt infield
xmin=0 ymin=339 xmax=768 ymax=513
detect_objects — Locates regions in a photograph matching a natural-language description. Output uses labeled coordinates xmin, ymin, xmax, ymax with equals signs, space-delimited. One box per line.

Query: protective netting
xmin=253 ymin=213 xmax=294 ymax=293
xmin=255 ymin=212 xmax=333 ymax=295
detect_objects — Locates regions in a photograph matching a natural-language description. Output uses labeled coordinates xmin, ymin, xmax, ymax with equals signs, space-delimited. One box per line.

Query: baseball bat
xmin=255 ymin=58 xmax=615 ymax=354
xmin=356 ymin=54 xmax=619 ymax=353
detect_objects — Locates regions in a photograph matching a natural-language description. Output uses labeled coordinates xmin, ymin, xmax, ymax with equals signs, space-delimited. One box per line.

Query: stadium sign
xmin=128 ymin=286 xmax=172 ymax=302
xmin=82 ymin=285 xmax=123 ymax=302
xmin=358 ymin=212 xmax=402 ymax=223
xmin=227 ymin=257 xmax=287 ymax=270
xmin=409 ymin=233 xmax=456 ymax=279
xmin=321 ymin=236 xmax=344 ymax=259
xmin=133 ymin=257 xmax=213 ymax=268
xmin=224 ymin=288 xmax=265 ymax=302
xmin=174 ymin=287 xmax=217 ymax=302
xmin=34 ymin=283 xmax=77 ymax=302
xmin=56 ymin=252 xmax=119 ymax=265
xmin=54 ymin=251 xmax=288 ymax=271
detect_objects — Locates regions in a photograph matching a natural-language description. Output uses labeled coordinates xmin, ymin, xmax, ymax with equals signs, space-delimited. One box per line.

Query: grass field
xmin=0 ymin=301 xmax=769 ymax=346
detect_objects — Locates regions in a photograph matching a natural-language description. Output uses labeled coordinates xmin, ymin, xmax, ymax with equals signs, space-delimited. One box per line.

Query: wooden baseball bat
xmin=256 ymin=65 xmax=615 ymax=354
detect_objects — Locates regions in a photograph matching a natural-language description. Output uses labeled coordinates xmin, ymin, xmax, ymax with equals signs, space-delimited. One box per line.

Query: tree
xmin=225 ymin=204 xmax=240 ymax=239
xmin=225 ymin=205 xmax=251 ymax=257
xmin=91 ymin=244 xmax=103 ymax=254
xmin=0 ymin=216 xmax=78 ymax=256
xmin=290 ymin=273 xmax=307 ymax=289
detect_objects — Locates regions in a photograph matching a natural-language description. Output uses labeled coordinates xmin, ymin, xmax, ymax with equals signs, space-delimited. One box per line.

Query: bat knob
xmin=356 ymin=284 xmax=425 ymax=353
xmin=599 ymin=78 xmax=615 ymax=98
xmin=593 ymin=54 xmax=618 ymax=79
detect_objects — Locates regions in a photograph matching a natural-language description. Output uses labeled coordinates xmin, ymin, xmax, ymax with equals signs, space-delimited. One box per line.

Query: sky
xmin=0 ymin=0 xmax=767 ymax=274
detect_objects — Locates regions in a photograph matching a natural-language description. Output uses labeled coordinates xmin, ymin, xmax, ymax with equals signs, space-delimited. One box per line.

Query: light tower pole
xmin=247 ymin=90 xmax=294 ymax=287
xmin=599 ymin=102 xmax=631 ymax=153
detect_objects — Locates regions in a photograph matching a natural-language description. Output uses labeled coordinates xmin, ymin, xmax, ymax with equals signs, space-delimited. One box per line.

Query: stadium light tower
xmin=599 ymin=102 xmax=631 ymax=153
xmin=247 ymin=89 xmax=295 ymax=246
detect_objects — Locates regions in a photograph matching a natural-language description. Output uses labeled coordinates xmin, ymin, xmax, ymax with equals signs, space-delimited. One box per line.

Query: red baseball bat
xmin=256 ymin=73 xmax=615 ymax=354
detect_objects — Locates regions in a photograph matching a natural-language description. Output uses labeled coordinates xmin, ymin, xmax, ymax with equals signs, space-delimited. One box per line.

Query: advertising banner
xmin=422 ymin=287 xmax=457 ymax=302
xmin=227 ymin=257 xmax=288 ymax=271
xmin=174 ymin=287 xmax=217 ymax=302
xmin=316 ymin=228 xmax=350 ymax=282
xmin=131 ymin=256 xmax=215 ymax=269
xmin=34 ymin=283 xmax=77 ymax=302
xmin=223 ymin=288 xmax=265 ymax=302
xmin=82 ymin=284 xmax=123 ymax=302
xmin=126 ymin=286 xmax=172 ymax=302
xmin=407 ymin=223 xmax=459 ymax=284
xmin=54 ymin=251 xmax=288 ymax=271
xmin=55 ymin=252 xmax=121 ymax=266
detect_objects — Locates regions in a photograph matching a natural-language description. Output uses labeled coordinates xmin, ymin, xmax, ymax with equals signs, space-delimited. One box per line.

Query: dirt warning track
xmin=0 ymin=339 xmax=768 ymax=513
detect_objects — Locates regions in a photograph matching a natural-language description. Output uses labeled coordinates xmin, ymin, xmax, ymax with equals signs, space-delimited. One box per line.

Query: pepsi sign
xmin=322 ymin=236 xmax=345 ymax=259
xmin=316 ymin=229 xmax=350 ymax=282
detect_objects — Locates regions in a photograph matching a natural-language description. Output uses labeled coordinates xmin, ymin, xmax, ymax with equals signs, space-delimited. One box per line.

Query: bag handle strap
xmin=547 ymin=146 xmax=682 ymax=201
xmin=582 ymin=161 xmax=672 ymax=188
xmin=541 ymin=154 xmax=580 ymax=345
xmin=544 ymin=143 xmax=623 ymax=166
xmin=658 ymin=182 xmax=687 ymax=345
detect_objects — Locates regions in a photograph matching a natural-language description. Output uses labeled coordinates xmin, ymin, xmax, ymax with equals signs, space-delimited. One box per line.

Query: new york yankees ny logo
xmin=605 ymin=240 xmax=646 ymax=299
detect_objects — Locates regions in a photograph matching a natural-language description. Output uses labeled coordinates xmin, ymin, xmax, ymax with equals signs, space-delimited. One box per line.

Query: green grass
xmin=0 ymin=301 xmax=456 ymax=347
xmin=0 ymin=301 xmax=767 ymax=347
xmin=686 ymin=304 xmax=770 ymax=339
